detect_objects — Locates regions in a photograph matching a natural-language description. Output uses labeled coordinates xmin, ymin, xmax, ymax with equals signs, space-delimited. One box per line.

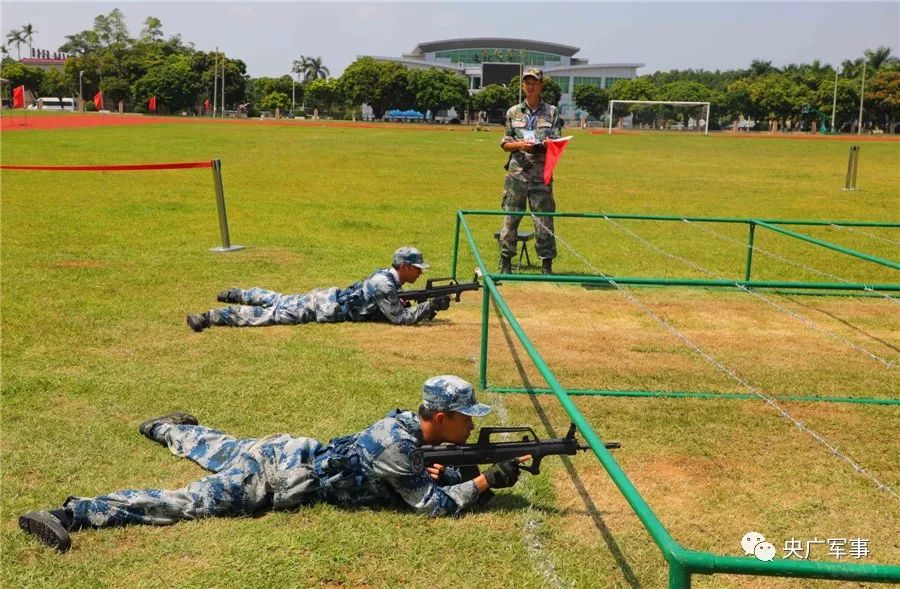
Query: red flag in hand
xmin=93 ymin=91 xmax=103 ymax=110
xmin=148 ymin=96 xmax=157 ymax=112
xmin=203 ymin=99 xmax=211 ymax=113
xmin=543 ymin=137 xmax=571 ymax=185
xmin=12 ymin=85 xmax=25 ymax=108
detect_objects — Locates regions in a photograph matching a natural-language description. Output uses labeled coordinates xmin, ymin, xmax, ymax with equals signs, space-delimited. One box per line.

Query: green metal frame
xmin=452 ymin=210 xmax=900 ymax=588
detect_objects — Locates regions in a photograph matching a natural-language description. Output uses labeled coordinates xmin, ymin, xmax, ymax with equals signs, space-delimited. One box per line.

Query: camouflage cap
xmin=422 ymin=375 xmax=491 ymax=417
xmin=522 ymin=67 xmax=543 ymax=82
xmin=393 ymin=246 xmax=430 ymax=269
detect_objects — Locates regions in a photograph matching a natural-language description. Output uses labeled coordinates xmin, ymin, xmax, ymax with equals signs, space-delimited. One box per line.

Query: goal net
xmin=607 ymin=100 xmax=711 ymax=134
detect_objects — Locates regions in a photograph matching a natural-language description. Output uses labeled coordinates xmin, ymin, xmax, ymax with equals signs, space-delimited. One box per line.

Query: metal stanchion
xmin=843 ymin=145 xmax=860 ymax=191
xmin=209 ymin=159 xmax=245 ymax=252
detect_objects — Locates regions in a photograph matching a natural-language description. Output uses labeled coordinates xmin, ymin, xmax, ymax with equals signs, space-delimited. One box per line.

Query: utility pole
xmin=830 ymin=70 xmax=838 ymax=133
xmin=213 ymin=46 xmax=218 ymax=118
xmin=79 ymin=70 xmax=84 ymax=112
xmin=857 ymin=63 xmax=866 ymax=135
xmin=221 ymin=51 xmax=226 ymax=117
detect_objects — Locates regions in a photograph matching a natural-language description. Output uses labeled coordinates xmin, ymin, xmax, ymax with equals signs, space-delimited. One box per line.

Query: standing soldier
xmin=185 ymin=246 xmax=450 ymax=331
xmin=498 ymin=67 xmax=564 ymax=275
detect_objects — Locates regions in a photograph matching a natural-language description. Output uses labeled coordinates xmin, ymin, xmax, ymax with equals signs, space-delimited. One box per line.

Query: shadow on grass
xmin=784 ymin=294 xmax=900 ymax=354
xmin=492 ymin=299 xmax=642 ymax=589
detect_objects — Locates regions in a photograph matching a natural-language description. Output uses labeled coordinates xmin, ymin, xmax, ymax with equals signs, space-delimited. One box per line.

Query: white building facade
xmin=370 ymin=38 xmax=643 ymax=118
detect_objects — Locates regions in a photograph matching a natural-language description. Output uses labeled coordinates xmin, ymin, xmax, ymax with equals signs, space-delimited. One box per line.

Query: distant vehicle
xmin=27 ymin=97 xmax=76 ymax=111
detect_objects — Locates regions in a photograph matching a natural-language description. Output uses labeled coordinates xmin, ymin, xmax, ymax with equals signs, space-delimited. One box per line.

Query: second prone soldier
xmin=186 ymin=246 xmax=450 ymax=331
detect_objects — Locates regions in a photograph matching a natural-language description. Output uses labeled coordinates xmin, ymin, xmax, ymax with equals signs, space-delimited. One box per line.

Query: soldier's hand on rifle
xmin=483 ymin=457 xmax=524 ymax=489
xmin=401 ymin=299 xmax=411 ymax=308
xmin=433 ymin=295 xmax=451 ymax=311
xmin=426 ymin=463 xmax=446 ymax=481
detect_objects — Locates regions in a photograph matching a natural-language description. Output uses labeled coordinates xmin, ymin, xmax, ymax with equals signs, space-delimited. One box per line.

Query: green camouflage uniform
xmin=500 ymin=100 xmax=564 ymax=260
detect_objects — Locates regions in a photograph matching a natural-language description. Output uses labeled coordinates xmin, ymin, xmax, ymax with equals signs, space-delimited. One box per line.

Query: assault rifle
xmin=398 ymin=274 xmax=480 ymax=304
xmin=417 ymin=423 xmax=620 ymax=477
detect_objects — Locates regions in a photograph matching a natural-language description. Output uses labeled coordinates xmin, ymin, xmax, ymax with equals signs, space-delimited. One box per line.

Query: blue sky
xmin=3 ymin=2 xmax=898 ymax=77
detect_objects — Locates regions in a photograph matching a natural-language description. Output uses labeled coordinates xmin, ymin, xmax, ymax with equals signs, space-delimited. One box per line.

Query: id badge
xmin=522 ymin=130 xmax=536 ymax=143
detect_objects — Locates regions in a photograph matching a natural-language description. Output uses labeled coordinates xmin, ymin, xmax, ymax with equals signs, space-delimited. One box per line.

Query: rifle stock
xmin=419 ymin=423 xmax=620 ymax=477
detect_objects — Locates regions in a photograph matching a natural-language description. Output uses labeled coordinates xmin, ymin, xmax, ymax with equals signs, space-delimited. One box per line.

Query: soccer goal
xmin=608 ymin=100 xmax=711 ymax=135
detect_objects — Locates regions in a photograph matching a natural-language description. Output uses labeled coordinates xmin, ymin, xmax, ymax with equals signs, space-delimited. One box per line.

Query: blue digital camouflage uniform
xmin=206 ymin=269 xmax=436 ymax=328
xmin=500 ymin=98 xmax=564 ymax=260
xmin=63 ymin=410 xmax=481 ymax=528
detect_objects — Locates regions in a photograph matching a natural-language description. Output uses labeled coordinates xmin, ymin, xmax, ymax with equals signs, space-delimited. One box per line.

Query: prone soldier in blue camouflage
xmin=499 ymin=67 xmax=564 ymax=275
xmin=185 ymin=246 xmax=450 ymax=332
xmin=19 ymin=376 xmax=525 ymax=552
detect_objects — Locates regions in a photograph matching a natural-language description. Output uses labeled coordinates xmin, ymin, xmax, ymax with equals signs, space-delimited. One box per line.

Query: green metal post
xmin=744 ymin=222 xmax=756 ymax=281
xmin=451 ymin=211 xmax=461 ymax=281
xmin=669 ymin=563 xmax=692 ymax=588
xmin=479 ymin=283 xmax=490 ymax=390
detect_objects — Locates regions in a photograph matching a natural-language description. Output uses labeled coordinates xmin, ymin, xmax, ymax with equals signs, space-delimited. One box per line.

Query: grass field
xmin=2 ymin=115 xmax=898 ymax=588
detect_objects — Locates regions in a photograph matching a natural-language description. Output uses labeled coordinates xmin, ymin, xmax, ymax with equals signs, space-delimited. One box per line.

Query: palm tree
xmin=749 ymin=59 xmax=776 ymax=76
xmin=6 ymin=28 xmax=24 ymax=59
xmin=292 ymin=55 xmax=329 ymax=84
xmin=863 ymin=46 xmax=898 ymax=71
xmin=21 ymin=23 xmax=36 ymax=54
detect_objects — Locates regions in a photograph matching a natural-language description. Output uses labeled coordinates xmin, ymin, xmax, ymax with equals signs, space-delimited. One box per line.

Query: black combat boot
xmin=186 ymin=312 xmax=210 ymax=332
xmin=542 ymin=258 xmax=553 ymax=275
xmin=500 ymin=256 xmax=513 ymax=274
xmin=216 ymin=288 xmax=243 ymax=304
xmin=139 ymin=411 xmax=199 ymax=441
xmin=19 ymin=511 xmax=72 ymax=552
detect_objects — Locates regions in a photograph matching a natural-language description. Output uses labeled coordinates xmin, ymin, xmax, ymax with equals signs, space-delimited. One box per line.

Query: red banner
xmin=93 ymin=91 xmax=103 ymax=110
xmin=12 ymin=85 xmax=25 ymax=108
xmin=148 ymin=96 xmax=157 ymax=112
xmin=203 ymin=99 xmax=211 ymax=113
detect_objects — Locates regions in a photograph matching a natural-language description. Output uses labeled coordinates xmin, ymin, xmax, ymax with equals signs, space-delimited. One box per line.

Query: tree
xmin=39 ymin=67 xmax=71 ymax=98
xmin=337 ymin=56 xmax=380 ymax=106
xmin=140 ymin=17 xmax=163 ymax=43
xmin=133 ymin=55 xmax=201 ymax=113
xmin=304 ymin=77 xmax=340 ymax=111
xmin=749 ymin=59 xmax=777 ymax=76
xmin=337 ymin=57 xmax=414 ymax=117
xmin=20 ymin=23 xmax=37 ymax=54
xmin=814 ymin=77 xmax=858 ymax=131
xmin=572 ymin=84 xmax=608 ymax=119
xmin=407 ymin=67 xmax=469 ymax=120
xmin=865 ymin=70 xmax=900 ymax=132
xmin=6 ymin=28 xmax=24 ymax=59
xmin=472 ymin=83 xmax=515 ymax=114
xmin=260 ymin=91 xmax=290 ymax=112
xmin=292 ymin=55 xmax=329 ymax=84
xmin=864 ymin=46 xmax=898 ymax=71
xmin=1 ymin=58 xmax=45 ymax=95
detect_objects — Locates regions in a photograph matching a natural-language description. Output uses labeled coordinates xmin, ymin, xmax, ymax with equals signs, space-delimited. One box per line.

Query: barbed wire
xmin=525 ymin=211 xmax=899 ymax=500
xmin=829 ymin=223 xmax=900 ymax=247
xmin=682 ymin=219 xmax=899 ymax=307
xmin=603 ymin=217 xmax=895 ymax=368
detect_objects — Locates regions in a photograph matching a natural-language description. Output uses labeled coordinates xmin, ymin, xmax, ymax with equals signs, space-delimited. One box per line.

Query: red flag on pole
xmin=12 ymin=85 xmax=25 ymax=108
xmin=203 ymin=99 xmax=211 ymax=113
xmin=148 ymin=96 xmax=157 ymax=112
xmin=93 ymin=91 xmax=103 ymax=110
xmin=543 ymin=136 xmax=572 ymax=185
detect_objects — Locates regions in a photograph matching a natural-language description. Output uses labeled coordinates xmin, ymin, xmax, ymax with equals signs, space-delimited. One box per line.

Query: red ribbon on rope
xmin=0 ymin=161 xmax=213 ymax=171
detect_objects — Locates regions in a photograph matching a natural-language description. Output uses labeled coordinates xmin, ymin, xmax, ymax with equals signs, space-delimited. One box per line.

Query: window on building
xmin=472 ymin=76 xmax=481 ymax=90
xmin=555 ymin=77 xmax=570 ymax=93
xmin=604 ymin=77 xmax=627 ymax=88
xmin=434 ymin=48 xmax=562 ymax=66
xmin=573 ymin=76 xmax=604 ymax=88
